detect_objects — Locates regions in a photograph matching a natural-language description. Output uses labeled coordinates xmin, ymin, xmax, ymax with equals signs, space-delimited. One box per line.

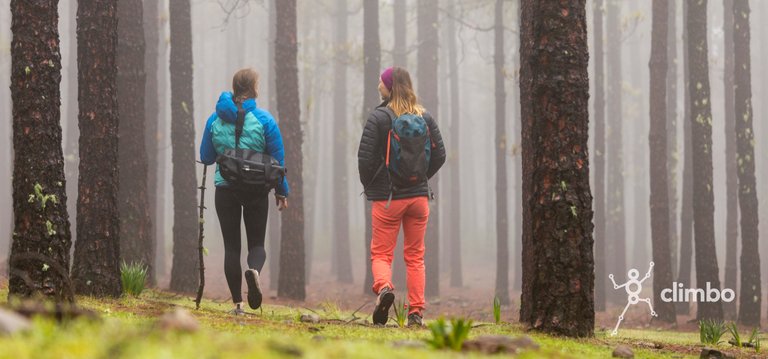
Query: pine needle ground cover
xmin=0 ymin=284 xmax=757 ymax=358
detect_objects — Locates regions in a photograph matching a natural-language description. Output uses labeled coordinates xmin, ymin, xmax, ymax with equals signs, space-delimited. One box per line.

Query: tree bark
xmin=417 ymin=0 xmax=440 ymax=299
xmin=592 ymin=0 xmax=607 ymax=312
xmin=276 ymin=0 xmax=306 ymax=300
xmin=686 ymin=0 xmax=723 ymax=321
xmin=118 ymin=0 xmax=153 ymax=283
xmin=71 ymin=0 xmax=122 ymax=298
xmin=732 ymin=0 xmax=761 ymax=327
xmin=332 ymin=0 xmax=353 ymax=284
xmin=519 ymin=0 xmax=594 ymax=337
xmin=676 ymin=0 xmax=694 ymax=316
xmin=168 ymin=0 xmax=199 ymax=293
xmin=362 ymin=0 xmax=380 ymax=296
xmin=9 ymin=0 xmax=74 ymax=302
xmin=605 ymin=0 xmax=625 ymax=303
xmin=648 ymin=0 xmax=676 ymax=323
xmin=493 ymin=0 xmax=509 ymax=306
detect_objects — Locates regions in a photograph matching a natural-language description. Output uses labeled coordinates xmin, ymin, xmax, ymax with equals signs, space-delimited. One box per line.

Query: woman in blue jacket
xmin=200 ymin=68 xmax=289 ymax=315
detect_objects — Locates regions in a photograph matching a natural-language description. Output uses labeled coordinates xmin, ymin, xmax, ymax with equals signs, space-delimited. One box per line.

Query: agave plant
xmin=392 ymin=300 xmax=409 ymax=328
xmin=699 ymin=319 xmax=727 ymax=345
xmin=425 ymin=317 xmax=473 ymax=351
xmin=493 ymin=296 xmax=502 ymax=325
xmin=120 ymin=261 xmax=148 ymax=297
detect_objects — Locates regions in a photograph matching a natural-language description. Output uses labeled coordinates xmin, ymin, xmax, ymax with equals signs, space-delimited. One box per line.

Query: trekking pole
xmin=195 ymin=163 xmax=208 ymax=310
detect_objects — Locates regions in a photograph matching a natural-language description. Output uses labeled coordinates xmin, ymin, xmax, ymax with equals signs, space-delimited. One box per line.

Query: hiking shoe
xmin=372 ymin=287 xmax=395 ymax=325
xmin=229 ymin=304 xmax=246 ymax=316
xmin=407 ymin=312 xmax=423 ymax=327
xmin=244 ymin=269 xmax=263 ymax=310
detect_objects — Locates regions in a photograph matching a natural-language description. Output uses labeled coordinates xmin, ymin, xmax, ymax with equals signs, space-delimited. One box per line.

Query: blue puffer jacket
xmin=200 ymin=92 xmax=290 ymax=197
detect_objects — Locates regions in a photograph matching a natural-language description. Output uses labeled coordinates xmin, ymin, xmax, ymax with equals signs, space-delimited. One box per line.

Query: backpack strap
xmin=234 ymin=102 xmax=245 ymax=150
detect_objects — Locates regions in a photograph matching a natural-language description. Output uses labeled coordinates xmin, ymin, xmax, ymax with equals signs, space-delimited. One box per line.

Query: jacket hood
xmin=216 ymin=91 xmax=257 ymax=123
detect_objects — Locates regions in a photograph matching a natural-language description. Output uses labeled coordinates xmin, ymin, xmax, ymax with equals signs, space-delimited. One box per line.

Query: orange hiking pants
xmin=370 ymin=196 xmax=429 ymax=315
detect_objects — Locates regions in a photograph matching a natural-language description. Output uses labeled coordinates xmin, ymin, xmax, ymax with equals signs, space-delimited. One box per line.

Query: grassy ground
xmin=0 ymin=285 xmax=762 ymax=358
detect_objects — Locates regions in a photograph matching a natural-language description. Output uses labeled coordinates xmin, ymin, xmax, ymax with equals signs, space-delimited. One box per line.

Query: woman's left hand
xmin=276 ymin=196 xmax=288 ymax=211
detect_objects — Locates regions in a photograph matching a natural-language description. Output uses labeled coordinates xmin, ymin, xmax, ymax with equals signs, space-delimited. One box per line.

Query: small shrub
xmin=748 ymin=328 xmax=761 ymax=352
xmin=120 ymin=261 xmax=148 ymax=297
xmin=699 ymin=319 xmax=726 ymax=345
xmin=727 ymin=322 xmax=741 ymax=347
xmin=492 ymin=296 xmax=501 ymax=325
xmin=425 ymin=317 xmax=473 ymax=351
xmin=392 ymin=300 xmax=409 ymax=328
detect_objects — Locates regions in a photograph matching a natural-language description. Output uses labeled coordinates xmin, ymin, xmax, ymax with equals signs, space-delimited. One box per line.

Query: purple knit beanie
xmin=380 ymin=67 xmax=394 ymax=91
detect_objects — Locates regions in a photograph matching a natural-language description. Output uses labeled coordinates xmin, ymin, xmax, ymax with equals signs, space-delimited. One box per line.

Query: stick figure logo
xmin=609 ymin=262 xmax=657 ymax=336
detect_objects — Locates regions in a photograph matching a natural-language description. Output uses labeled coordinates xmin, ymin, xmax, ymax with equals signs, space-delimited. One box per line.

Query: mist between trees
xmin=1 ymin=0 xmax=767 ymax=331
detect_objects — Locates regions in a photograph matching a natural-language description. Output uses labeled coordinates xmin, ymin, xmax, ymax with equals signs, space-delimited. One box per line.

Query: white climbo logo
xmin=609 ymin=262 xmax=657 ymax=336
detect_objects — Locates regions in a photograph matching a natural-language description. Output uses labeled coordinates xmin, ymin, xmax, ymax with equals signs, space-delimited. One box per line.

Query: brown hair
xmin=387 ymin=67 xmax=424 ymax=117
xmin=232 ymin=68 xmax=260 ymax=103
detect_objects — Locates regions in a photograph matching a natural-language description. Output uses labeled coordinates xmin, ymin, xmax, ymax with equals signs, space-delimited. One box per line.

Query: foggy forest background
xmin=1 ymin=0 xmax=767 ymax=316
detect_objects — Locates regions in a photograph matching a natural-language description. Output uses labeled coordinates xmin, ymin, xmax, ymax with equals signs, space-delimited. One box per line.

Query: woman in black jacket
xmin=357 ymin=67 xmax=446 ymax=326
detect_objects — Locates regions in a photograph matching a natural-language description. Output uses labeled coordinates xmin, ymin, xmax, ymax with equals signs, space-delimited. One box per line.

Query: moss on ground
xmin=0 ymin=286 xmax=760 ymax=358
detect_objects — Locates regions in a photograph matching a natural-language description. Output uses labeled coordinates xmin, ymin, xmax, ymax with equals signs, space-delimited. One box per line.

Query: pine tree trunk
xmin=155 ymin=0 xmax=170 ymax=282
xmin=71 ymin=0 xmax=122 ymax=298
xmin=418 ymin=0 xmax=440 ymax=299
xmin=144 ymin=0 xmax=161 ymax=285
xmin=393 ymin=0 xmax=406 ymax=67
xmin=687 ymin=0 xmax=723 ymax=321
xmin=676 ymin=0 xmax=694 ymax=316
xmin=276 ymin=0 xmax=306 ymax=300
xmin=267 ymin=0 xmax=281 ymax=290
xmin=722 ymin=0 xmax=739 ymax=321
xmin=389 ymin=0 xmax=408 ymax=291
xmin=519 ymin=0 xmax=594 ymax=337
xmin=666 ymin=0 xmax=679 ymax=280
xmin=168 ymin=0 xmax=199 ymax=293
xmin=332 ymin=0 xmax=353 ymax=284
xmin=493 ymin=0 xmax=509 ymax=306
xmin=648 ymin=0 xmax=676 ymax=323
xmin=605 ymin=0 xmax=626 ymax=303
xmin=446 ymin=0 xmax=462 ymax=288
xmin=362 ymin=0 xmax=380 ymax=296
xmin=732 ymin=0 xmax=761 ymax=327
xmin=9 ymin=0 xmax=74 ymax=302
xmin=0 ymin=6 xmax=10 ymax=260
xmin=64 ymin=0 xmax=79 ymax=242
xmin=592 ymin=0 xmax=607 ymax=312
xmin=118 ymin=0 xmax=153 ymax=283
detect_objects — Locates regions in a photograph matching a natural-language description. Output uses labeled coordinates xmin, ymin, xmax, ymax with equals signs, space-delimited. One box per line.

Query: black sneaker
xmin=372 ymin=287 xmax=395 ymax=325
xmin=407 ymin=312 xmax=423 ymax=327
xmin=244 ymin=269 xmax=263 ymax=309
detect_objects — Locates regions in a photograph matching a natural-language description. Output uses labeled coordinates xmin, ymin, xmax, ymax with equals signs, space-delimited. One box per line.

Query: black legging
xmin=215 ymin=186 xmax=269 ymax=303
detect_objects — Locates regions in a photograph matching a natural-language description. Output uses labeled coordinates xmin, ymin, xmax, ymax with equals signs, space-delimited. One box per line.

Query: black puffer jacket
xmin=357 ymin=102 xmax=446 ymax=201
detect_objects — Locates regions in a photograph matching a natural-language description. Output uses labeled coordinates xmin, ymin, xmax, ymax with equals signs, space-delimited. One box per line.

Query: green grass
xmin=0 ymin=285 xmax=760 ymax=358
